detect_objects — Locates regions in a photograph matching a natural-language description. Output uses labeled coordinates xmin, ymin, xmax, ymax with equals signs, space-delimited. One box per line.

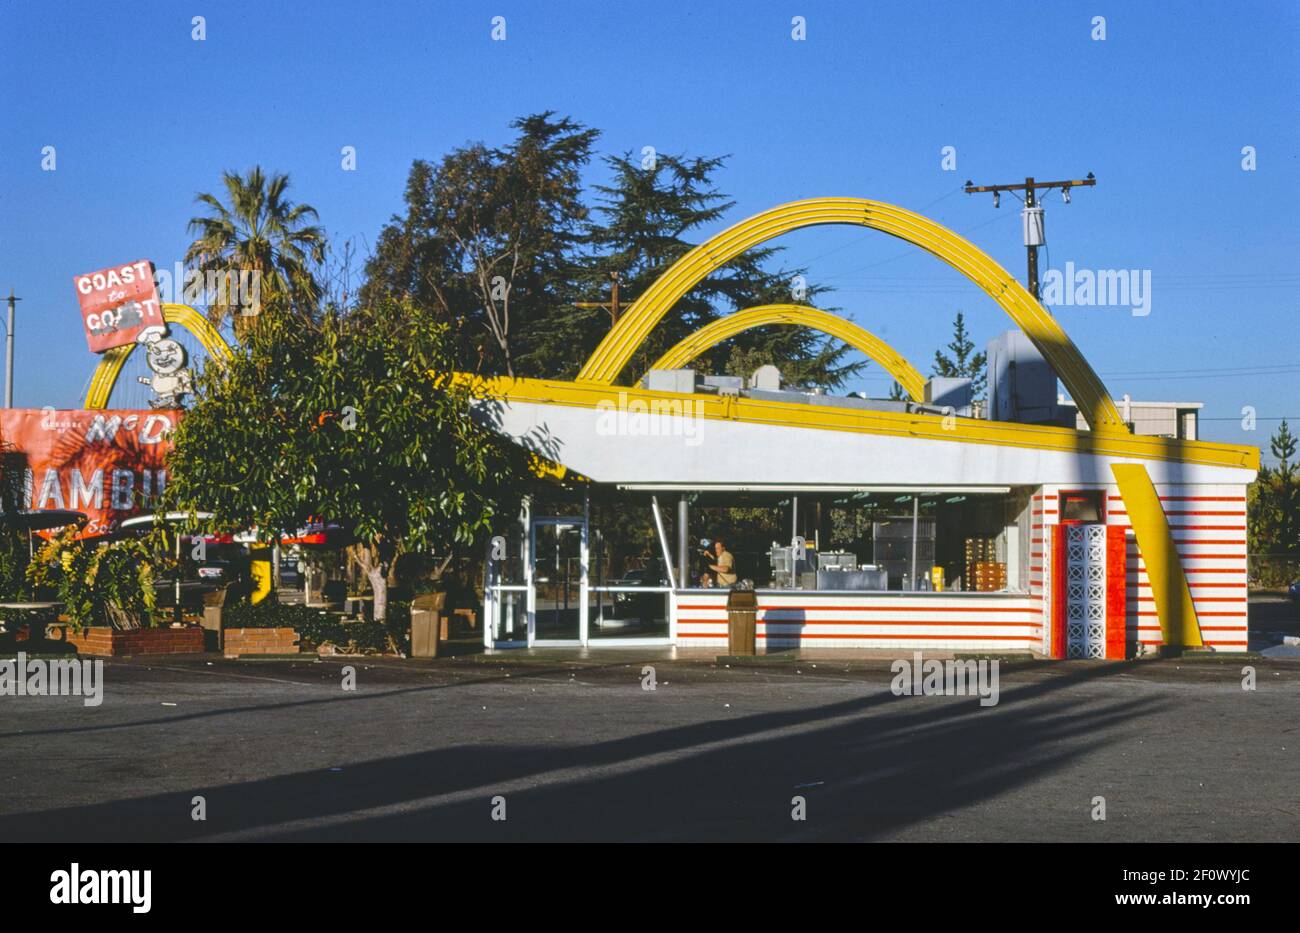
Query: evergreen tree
xmin=581 ymin=151 xmax=864 ymax=388
xmin=1249 ymin=419 xmax=1300 ymax=574
xmin=932 ymin=311 xmax=987 ymax=400
xmin=365 ymin=119 xmax=866 ymax=386
xmin=363 ymin=112 xmax=599 ymax=377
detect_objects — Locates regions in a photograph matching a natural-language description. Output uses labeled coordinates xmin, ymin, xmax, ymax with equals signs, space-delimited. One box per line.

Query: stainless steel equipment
xmin=817 ymin=550 xmax=858 ymax=571
xmin=816 ymin=567 xmax=888 ymax=590
xmin=873 ymin=516 xmax=936 ymax=590
xmin=769 ymin=537 xmax=818 ymax=588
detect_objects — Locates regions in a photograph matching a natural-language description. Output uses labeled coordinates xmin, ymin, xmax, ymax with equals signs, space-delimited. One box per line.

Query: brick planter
xmin=223 ymin=627 xmax=300 ymax=658
xmin=62 ymin=626 xmax=206 ymax=657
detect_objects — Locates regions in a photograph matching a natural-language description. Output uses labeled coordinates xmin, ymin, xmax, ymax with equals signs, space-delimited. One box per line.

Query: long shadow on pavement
xmin=0 ymin=662 xmax=1160 ymax=841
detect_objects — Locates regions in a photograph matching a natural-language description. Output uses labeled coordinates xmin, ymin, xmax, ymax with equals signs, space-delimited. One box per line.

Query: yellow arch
xmin=1112 ymin=464 xmax=1203 ymax=647
xmin=648 ymin=304 xmax=927 ymax=401
xmin=85 ymin=304 xmax=233 ymax=409
xmin=577 ymin=198 xmax=1126 ymax=433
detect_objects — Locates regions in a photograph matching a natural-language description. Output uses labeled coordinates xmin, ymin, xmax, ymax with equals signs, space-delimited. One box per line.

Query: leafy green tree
xmin=364 ymin=113 xmax=599 ymax=377
xmin=186 ymin=167 xmax=327 ymax=328
xmin=164 ymin=299 xmax=530 ymax=620
xmin=932 ymin=311 xmax=987 ymax=401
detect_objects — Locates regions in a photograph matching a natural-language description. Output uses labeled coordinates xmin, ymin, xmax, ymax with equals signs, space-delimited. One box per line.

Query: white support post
xmin=482 ymin=535 xmax=494 ymax=649
xmin=522 ymin=496 xmax=533 ymax=645
xmin=910 ymin=496 xmax=919 ymax=591
xmin=650 ymin=496 xmax=678 ymax=591
xmin=580 ymin=489 xmax=590 ymax=646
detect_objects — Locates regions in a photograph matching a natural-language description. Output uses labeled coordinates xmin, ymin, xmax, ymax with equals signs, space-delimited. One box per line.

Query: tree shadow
xmin=0 ymin=661 xmax=1155 ymax=841
xmin=0 ymin=658 xmax=645 ymax=741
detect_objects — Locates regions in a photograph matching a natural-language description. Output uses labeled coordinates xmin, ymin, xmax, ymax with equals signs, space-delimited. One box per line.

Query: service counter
xmin=672 ymin=587 xmax=1043 ymax=652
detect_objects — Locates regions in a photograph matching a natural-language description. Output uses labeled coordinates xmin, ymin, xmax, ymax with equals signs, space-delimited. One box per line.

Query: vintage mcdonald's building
xmin=465 ymin=198 xmax=1259 ymax=658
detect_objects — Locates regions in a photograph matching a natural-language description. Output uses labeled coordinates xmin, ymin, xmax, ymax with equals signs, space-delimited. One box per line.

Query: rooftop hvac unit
xmin=749 ymin=364 xmax=782 ymax=390
xmin=924 ymin=376 xmax=973 ymax=416
xmin=641 ymin=369 xmax=696 ymax=393
xmin=986 ymin=330 xmax=1068 ymax=425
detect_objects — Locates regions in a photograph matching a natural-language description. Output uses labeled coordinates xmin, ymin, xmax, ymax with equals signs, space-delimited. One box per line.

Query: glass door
xmin=530 ymin=517 xmax=585 ymax=644
xmin=586 ymin=525 xmax=672 ymax=643
xmin=485 ymin=526 xmax=528 ymax=648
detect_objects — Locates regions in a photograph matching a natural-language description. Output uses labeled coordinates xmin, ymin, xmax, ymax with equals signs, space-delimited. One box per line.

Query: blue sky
xmin=2 ymin=0 xmax=1297 ymax=456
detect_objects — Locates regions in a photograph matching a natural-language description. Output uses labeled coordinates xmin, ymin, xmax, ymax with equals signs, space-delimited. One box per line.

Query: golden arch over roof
xmin=85 ymin=304 xmax=233 ymax=409
xmin=577 ymin=197 xmax=1127 ymax=433
xmin=648 ymin=304 xmax=927 ymax=402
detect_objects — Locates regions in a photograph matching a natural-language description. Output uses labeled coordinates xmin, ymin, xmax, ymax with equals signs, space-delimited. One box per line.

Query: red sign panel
xmin=0 ymin=408 xmax=176 ymax=538
xmin=73 ymin=260 xmax=165 ymax=352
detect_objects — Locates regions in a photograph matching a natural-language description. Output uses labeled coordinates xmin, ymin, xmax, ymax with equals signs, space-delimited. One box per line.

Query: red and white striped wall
xmin=1035 ymin=484 xmax=1249 ymax=653
xmin=674 ymin=590 xmax=1042 ymax=651
xmin=670 ymin=482 xmax=1247 ymax=655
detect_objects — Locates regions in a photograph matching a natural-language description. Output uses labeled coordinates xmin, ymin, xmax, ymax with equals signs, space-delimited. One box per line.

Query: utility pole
xmin=4 ymin=290 xmax=18 ymax=408
xmin=964 ymin=174 xmax=1096 ymax=299
xmin=574 ymin=272 xmax=629 ymax=327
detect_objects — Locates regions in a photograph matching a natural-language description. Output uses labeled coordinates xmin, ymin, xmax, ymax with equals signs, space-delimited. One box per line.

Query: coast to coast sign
xmin=1 ymin=408 xmax=175 ymax=537
xmin=73 ymin=259 xmax=165 ymax=352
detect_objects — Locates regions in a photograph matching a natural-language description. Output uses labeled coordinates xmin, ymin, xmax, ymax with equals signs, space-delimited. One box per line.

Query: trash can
xmin=410 ymin=592 xmax=446 ymax=658
xmin=726 ymin=588 xmax=758 ymax=656
xmin=201 ymin=585 xmax=229 ymax=652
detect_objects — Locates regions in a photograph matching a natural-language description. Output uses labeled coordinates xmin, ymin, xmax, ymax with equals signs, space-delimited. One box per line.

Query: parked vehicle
xmin=613 ymin=560 xmax=667 ymax=621
xmin=197 ymin=560 xmax=232 ymax=582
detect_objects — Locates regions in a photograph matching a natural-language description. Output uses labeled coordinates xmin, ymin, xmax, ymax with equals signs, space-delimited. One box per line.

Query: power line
xmin=817 ymin=210 xmax=1018 ymax=283
xmin=1102 ymin=366 xmax=1300 ymax=379
xmin=1105 ymin=371 xmax=1300 ymax=381
xmin=1201 ymin=416 xmax=1298 ymax=421
xmin=792 ymin=186 xmax=970 ymax=268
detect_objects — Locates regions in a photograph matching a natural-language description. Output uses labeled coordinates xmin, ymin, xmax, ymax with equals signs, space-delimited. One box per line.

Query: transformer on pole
xmin=964 ymin=174 xmax=1096 ymax=299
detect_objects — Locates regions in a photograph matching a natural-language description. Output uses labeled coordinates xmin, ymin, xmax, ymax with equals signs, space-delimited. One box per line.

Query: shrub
xmin=0 ymin=525 xmax=29 ymax=602
xmin=223 ymin=598 xmax=405 ymax=655
xmin=27 ymin=528 xmax=157 ymax=632
xmin=223 ymin=600 xmax=325 ymax=632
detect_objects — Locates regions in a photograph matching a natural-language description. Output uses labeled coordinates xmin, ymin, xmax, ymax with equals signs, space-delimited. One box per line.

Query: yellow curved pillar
xmin=647 ymin=304 xmax=927 ymax=401
xmin=85 ymin=304 xmax=234 ymax=409
xmin=577 ymin=198 xmax=1126 ymax=433
xmin=1111 ymin=463 xmax=1203 ymax=648
xmin=249 ymin=546 xmax=273 ymax=606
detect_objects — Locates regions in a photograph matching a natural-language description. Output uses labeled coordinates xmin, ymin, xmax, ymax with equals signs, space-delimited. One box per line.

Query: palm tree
xmin=186 ymin=167 xmax=327 ymax=328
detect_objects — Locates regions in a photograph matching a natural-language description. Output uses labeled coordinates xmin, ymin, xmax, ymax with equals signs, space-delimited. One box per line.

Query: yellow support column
xmin=249 ymin=545 xmax=273 ymax=605
xmin=1111 ymin=463 xmax=1203 ymax=648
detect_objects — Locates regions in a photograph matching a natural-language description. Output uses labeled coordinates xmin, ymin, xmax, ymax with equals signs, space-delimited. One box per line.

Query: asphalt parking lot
xmin=1 ymin=640 xmax=1297 ymax=842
